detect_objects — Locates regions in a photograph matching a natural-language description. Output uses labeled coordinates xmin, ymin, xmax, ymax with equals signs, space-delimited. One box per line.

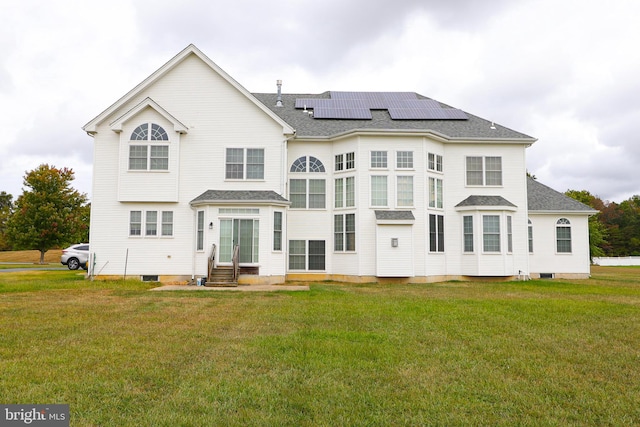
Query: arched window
xmin=129 ymin=123 xmax=169 ymax=170
xmin=131 ymin=123 xmax=168 ymax=141
xmin=289 ymin=156 xmax=326 ymax=209
xmin=528 ymin=219 xmax=533 ymax=253
xmin=290 ymin=156 xmax=325 ymax=173
xmin=556 ymin=218 xmax=571 ymax=253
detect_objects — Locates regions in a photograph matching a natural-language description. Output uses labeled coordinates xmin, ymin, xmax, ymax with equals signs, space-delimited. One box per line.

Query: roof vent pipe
xmin=276 ymin=80 xmax=283 ymax=107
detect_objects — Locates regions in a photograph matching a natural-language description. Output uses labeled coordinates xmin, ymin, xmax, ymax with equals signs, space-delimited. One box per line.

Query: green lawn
xmin=1 ymin=267 xmax=639 ymax=426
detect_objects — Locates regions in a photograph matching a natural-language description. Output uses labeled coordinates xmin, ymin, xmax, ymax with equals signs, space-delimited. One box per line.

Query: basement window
xmin=142 ymin=275 xmax=159 ymax=282
xmin=539 ymin=273 xmax=554 ymax=279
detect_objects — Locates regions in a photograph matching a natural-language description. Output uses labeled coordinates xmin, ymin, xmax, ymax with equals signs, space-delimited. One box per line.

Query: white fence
xmin=592 ymin=256 xmax=640 ymax=266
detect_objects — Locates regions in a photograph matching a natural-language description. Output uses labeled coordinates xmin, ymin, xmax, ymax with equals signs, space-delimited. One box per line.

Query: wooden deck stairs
xmin=205 ymin=244 xmax=239 ymax=287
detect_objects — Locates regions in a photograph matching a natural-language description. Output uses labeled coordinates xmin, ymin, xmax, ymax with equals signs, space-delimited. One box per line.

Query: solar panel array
xmin=295 ymin=92 xmax=467 ymax=120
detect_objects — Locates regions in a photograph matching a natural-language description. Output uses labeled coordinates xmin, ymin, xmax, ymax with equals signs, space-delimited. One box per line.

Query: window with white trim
xmin=290 ymin=156 xmax=325 ymax=173
xmin=129 ymin=210 xmax=173 ymax=238
xmin=289 ymin=240 xmax=325 ymax=270
xmin=466 ymin=156 xmax=502 ymax=186
xmin=428 ymin=153 xmax=443 ymax=172
xmin=371 ymin=176 xmax=388 ymax=207
xmin=273 ymin=212 xmax=282 ymax=251
xmin=225 ymin=148 xmax=264 ymax=180
xmin=428 ymin=177 xmax=443 ymax=209
xmin=397 ymin=176 xmax=414 ymax=207
xmin=507 ymin=215 xmax=513 ymax=253
xmin=130 ymin=211 xmax=142 ymax=236
xmin=290 ymin=179 xmax=326 ymax=209
xmin=196 ymin=211 xmax=204 ymax=251
xmin=290 ymin=156 xmax=326 ymax=209
xmin=483 ymin=215 xmax=501 ymax=252
xmin=528 ymin=219 xmax=533 ymax=253
xmin=463 ymin=215 xmax=474 ymax=252
xmin=556 ymin=218 xmax=572 ymax=253
xmin=396 ymin=151 xmax=414 ymax=169
xmin=429 ymin=214 xmax=444 ymax=252
xmin=129 ymin=123 xmax=169 ymax=171
xmin=335 ymin=152 xmax=355 ymax=172
xmin=370 ymin=151 xmax=387 ymax=168
xmin=335 ymin=176 xmax=355 ymax=208
xmin=334 ymin=213 xmax=355 ymax=252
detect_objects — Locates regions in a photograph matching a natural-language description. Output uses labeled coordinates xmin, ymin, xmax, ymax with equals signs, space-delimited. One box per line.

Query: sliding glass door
xmin=219 ymin=219 xmax=259 ymax=263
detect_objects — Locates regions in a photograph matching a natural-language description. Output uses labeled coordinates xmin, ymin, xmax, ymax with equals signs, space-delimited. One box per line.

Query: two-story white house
xmin=83 ymin=44 xmax=595 ymax=285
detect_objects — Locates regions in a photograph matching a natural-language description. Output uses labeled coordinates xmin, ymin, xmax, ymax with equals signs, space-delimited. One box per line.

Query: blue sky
xmin=1 ymin=0 xmax=639 ymax=202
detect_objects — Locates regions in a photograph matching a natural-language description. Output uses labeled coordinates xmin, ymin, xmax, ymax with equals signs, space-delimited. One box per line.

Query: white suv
xmin=61 ymin=243 xmax=89 ymax=270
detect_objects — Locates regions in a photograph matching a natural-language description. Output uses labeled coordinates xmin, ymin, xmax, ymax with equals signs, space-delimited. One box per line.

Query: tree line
xmin=0 ymin=164 xmax=90 ymax=263
xmin=565 ymin=190 xmax=640 ymax=257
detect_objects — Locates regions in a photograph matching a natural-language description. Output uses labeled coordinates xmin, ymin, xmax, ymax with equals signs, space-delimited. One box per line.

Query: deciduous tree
xmin=0 ymin=191 xmax=13 ymax=251
xmin=6 ymin=165 xmax=89 ymax=263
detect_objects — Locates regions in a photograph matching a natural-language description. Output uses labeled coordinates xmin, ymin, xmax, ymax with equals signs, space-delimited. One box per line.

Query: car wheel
xmin=67 ymin=258 xmax=80 ymax=270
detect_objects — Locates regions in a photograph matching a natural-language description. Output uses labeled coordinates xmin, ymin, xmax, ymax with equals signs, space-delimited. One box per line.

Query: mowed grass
xmin=1 ymin=267 xmax=639 ymax=426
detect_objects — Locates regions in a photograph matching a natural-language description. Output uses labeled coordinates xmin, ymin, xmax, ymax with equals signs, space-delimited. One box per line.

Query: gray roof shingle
xmin=455 ymin=195 xmax=517 ymax=208
xmin=191 ymin=190 xmax=288 ymax=205
xmin=527 ymin=177 xmax=596 ymax=212
xmin=252 ymin=92 xmax=535 ymax=140
xmin=374 ymin=210 xmax=416 ymax=221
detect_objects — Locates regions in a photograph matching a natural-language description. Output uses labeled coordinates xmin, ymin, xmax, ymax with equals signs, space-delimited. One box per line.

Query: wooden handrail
xmin=232 ymin=244 xmax=240 ymax=282
xmin=208 ymin=244 xmax=216 ymax=282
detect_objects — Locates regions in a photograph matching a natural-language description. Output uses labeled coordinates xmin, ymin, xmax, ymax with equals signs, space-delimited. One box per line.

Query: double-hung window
xmin=334 ymin=213 xmax=356 ymax=252
xmin=463 ymin=215 xmax=474 ymax=252
xmin=273 ymin=212 xmax=283 ymax=251
xmin=466 ymin=156 xmax=502 ymax=186
xmin=129 ymin=123 xmax=169 ymax=171
xmin=483 ymin=215 xmax=501 ymax=252
xmin=226 ymin=148 xmax=264 ymax=180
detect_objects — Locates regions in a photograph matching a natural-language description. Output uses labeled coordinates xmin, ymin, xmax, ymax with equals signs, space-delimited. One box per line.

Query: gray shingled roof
xmin=455 ymin=195 xmax=517 ymax=208
xmin=527 ymin=177 xmax=596 ymax=212
xmin=375 ymin=210 xmax=416 ymax=221
xmin=252 ymin=92 xmax=535 ymax=140
xmin=191 ymin=190 xmax=289 ymax=205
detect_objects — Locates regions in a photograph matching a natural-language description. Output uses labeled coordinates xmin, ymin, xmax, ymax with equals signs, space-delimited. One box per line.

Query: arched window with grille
xmin=289 ymin=156 xmax=326 ymax=209
xmin=556 ymin=218 xmax=572 ymax=253
xmin=129 ymin=123 xmax=169 ymax=170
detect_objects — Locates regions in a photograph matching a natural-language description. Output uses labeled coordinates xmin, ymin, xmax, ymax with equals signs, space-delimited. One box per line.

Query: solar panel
xmin=389 ymin=108 xmax=467 ymax=120
xmin=294 ymin=91 xmax=467 ymax=121
xmin=314 ymin=107 xmax=372 ymax=119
